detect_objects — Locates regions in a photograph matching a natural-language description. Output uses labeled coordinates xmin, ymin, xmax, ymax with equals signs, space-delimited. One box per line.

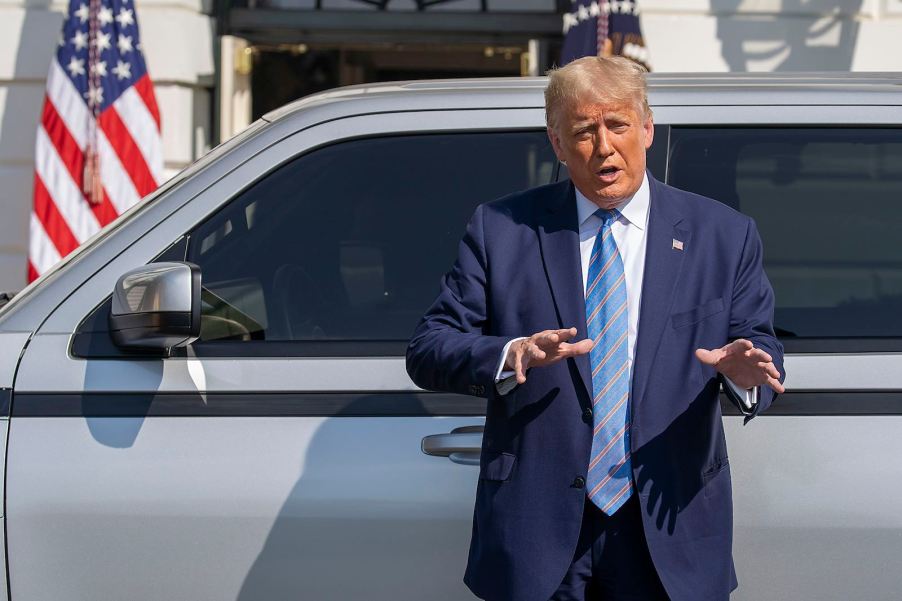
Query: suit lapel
xmin=536 ymin=182 xmax=593 ymax=398
xmin=631 ymin=176 xmax=691 ymax=414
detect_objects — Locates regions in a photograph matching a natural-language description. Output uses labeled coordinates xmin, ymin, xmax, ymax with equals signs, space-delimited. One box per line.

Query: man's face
xmin=548 ymin=97 xmax=654 ymax=210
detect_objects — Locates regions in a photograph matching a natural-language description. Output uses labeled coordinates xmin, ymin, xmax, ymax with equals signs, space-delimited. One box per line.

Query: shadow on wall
xmin=3 ymin=0 xmax=56 ymax=148
xmin=1 ymin=0 xmax=60 ymax=290
xmin=714 ymin=0 xmax=864 ymax=71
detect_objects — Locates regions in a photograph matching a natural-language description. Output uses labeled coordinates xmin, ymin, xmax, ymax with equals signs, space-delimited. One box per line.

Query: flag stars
xmin=562 ymin=1 xmax=641 ymax=34
xmin=611 ymin=1 xmax=636 ymax=15
xmin=113 ymin=60 xmax=132 ymax=80
xmin=85 ymin=85 xmax=104 ymax=106
xmin=74 ymin=3 xmax=89 ymax=23
xmin=598 ymin=1 xmax=638 ymax=15
xmin=562 ymin=13 xmax=579 ymax=34
xmin=94 ymin=31 xmax=112 ymax=52
xmin=98 ymin=6 xmax=114 ymax=25
xmin=66 ymin=56 xmax=85 ymax=77
xmin=71 ymin=30 xmax=88 ymax=51
xmin=117 ymin=34 xmax=133 ymax=54
xmin=116 ymin=7 xmax=134 ymax=27
xmin=85 ymin=86 xmax=103 ymax=106
xmin=90 ymin=60 xmax=108 ymax=77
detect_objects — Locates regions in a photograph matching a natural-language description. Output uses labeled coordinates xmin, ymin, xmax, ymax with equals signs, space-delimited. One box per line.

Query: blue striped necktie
xmin=585 ymin=208 xmax=633 ymax=515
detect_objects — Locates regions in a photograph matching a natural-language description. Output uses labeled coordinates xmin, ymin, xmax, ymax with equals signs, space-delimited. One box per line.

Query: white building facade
xmin=0 ymin=0 xmax=900 ymax=291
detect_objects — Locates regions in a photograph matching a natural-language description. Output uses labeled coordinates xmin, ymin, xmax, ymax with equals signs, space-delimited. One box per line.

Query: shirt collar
xmin=575 ymin=172 xmax=650 ymax=231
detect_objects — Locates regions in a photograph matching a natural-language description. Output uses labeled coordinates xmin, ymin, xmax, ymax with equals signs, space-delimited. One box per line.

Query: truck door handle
xmin=422 ymin=425 xmax=483 ymax=466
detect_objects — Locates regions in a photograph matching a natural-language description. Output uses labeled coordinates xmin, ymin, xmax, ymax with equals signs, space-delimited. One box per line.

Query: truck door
xmin=6 ymin=112 xmax=556 ymax=600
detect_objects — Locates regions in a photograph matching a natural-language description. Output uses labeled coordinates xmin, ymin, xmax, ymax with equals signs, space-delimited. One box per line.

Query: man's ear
xmin=643 ymin=116 xmax=655 ymax=150
xmin=547 ymin=126 xmax=564 ymax=160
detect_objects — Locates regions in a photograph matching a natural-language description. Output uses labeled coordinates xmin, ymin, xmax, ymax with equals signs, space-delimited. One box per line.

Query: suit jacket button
xmin=469 ymin=384 xmax=485 ymax=396
xmin=572 ymin=476 xmax=586 ymax=489
xmin=582 ymin=407 xmax=593 ymax=423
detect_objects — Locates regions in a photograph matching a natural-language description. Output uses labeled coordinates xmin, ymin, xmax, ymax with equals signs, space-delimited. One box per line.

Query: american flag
xmin=29 ymin=0 xmax=162 ymax=282
xmin=561 ymin=0 xmax=651 ymax=69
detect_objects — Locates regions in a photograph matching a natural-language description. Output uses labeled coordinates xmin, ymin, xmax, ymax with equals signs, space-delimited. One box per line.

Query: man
xmin=406 ymin=56 xmax=784 ymax=601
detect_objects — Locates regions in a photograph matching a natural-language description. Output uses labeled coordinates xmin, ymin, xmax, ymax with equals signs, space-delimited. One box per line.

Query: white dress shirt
xmin=495 ymin=174 xmax=757 ymax=408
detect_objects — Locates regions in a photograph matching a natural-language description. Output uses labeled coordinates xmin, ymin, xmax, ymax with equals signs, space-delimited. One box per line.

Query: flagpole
xmin=84 ymin=0 xmax=103 ymax=205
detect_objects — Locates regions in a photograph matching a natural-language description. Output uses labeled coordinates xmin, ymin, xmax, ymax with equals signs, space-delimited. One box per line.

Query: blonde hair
xmin=544 ymin=56 xmax=651 ymax=132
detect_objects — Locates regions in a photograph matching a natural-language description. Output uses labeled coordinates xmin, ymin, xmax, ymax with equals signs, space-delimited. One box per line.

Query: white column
xmin=219 ymin=35 xmax=253 ymax=143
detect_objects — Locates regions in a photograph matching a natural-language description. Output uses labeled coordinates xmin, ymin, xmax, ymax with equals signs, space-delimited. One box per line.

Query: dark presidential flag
xmin=561 ymin=0 xmax=651 ymax=69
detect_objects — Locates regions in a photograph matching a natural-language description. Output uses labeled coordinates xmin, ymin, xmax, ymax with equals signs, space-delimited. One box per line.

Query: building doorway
xmin=249 ymin=41 xmax=529 ymax=120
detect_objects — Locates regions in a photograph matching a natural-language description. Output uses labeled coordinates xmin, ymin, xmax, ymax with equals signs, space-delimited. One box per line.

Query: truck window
xmin=185 ymin=131 xmax=557 ymax=355
xmin=668 ymin=127 xmax=902 ymax=347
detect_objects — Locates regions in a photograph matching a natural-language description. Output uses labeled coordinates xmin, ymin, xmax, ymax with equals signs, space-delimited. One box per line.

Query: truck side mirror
xmin=109 ymin=262 xmax=202 ymax=354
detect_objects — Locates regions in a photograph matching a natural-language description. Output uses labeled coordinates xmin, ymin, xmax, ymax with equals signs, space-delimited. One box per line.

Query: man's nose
xmin=596 ymin=128 xmax=614 ymax=157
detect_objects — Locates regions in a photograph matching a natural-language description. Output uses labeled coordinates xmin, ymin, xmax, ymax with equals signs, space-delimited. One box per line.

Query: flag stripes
xmin=29 ymin=214 xmax=61 ymax=275
xmin=29 ymin=0 xmax=162 ymax=282
xmin=98 ymin=104 xmax=157 ymax=196
xmin=32 ymin=176 xmax=80 ymax=258
xmin=34 ymin=126 xmax=102 ymax=243
xmin=114 ymin=83 xmax=163 ymax=182
xmin=133 ymin=74 xmax=161 ymax=129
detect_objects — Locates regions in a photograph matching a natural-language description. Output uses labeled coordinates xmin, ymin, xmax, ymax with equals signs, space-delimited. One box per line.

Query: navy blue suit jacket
xmin=406 ymin=175 xmax=784 ymax=601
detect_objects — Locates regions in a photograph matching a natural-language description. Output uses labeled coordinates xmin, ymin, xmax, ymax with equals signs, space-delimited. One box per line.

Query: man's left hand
xmin=695 ymin=339 xmax=785 ymax=394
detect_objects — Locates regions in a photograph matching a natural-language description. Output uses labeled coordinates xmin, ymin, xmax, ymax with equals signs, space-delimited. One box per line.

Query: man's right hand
xmin=505 ymin=327 xmax=594 ymax=385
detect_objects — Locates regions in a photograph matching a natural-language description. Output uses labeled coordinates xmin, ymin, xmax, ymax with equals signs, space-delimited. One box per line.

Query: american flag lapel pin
xmin=672 ymin=238 xmax=684 ymax=251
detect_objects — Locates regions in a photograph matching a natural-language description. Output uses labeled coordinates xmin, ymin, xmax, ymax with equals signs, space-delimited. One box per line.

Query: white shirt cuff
xmin=724 ymin=376 xmax=758 ymax=410
xmin=495 ymin=337 xmax=527 ymax=395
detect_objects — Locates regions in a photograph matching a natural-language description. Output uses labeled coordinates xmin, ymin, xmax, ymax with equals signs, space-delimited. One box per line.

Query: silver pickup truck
xmin=0 ymin=73 xmax=900 ymax=600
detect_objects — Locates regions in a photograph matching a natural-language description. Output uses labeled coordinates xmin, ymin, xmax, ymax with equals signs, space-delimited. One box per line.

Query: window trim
xmin=172 ymin=340 xmax=409 ymax=358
